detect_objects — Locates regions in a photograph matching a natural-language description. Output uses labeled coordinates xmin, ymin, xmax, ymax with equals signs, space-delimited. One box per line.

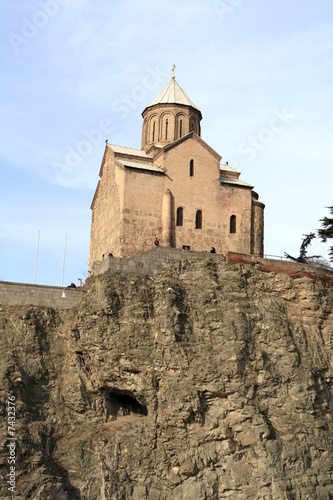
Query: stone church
xmin=89 ymin=71 xmax=265 ymax=269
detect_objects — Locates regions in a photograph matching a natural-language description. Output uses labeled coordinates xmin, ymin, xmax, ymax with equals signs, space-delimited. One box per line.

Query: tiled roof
xmin=115 ymin=158 xmax=165 ymax=174
xmin=220 ymin=163 xmax=240 ymax=174
xmin=220 ymin=177 xmax=253 ymax=188
xmin=107 ymin=144 xmax=153 ymax=158
xmin=146 ymin=78 xmax=200 ymax=111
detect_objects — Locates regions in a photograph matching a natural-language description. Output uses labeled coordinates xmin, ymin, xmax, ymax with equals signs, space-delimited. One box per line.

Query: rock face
xmin=0 ymin=260 xmax=332 ymax=499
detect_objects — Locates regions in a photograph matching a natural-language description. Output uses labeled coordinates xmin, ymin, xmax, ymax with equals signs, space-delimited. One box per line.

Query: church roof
xmin=107 ymin=143 xmax=153 ymax=158
xmin=146 ymin=78 xmax=200 ymax=111
xmin=115 ymin=158 xmax=165 ymax=174
xmin=220 ymin=163 xmax=240 ymax=174
xmin=220 ymin=177 xmax=253 ymax=188
xmin=156 ymin=131 xmax=221 ymax=162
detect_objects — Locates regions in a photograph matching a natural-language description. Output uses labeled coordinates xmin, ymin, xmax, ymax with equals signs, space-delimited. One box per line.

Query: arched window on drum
xmin=152 ymin=121 xmax=156 ymax=142
xmin=190 ymin=119 xmax=197 ymax=133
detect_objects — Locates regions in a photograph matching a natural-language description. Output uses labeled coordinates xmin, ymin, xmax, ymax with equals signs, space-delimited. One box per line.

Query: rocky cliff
xmin=0 ymin=260 xmax=332 ymax=499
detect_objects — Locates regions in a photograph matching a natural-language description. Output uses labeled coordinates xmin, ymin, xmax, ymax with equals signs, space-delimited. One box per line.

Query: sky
xmin=1 ymin=0 xmax=332 ymax=286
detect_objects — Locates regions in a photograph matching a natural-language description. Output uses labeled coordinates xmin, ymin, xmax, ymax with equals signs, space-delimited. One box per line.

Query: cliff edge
xmin=0 ymin=260 xmax=332 ymax=499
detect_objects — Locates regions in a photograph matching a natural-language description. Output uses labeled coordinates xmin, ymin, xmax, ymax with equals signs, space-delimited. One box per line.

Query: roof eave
xmin=115 ymin=158 xmax=166 ymax=175
xmin=142 ymin=102 xmax=202 ymax=120
xmin=158 ymin=132 xmax=221 ymax=161
xmin=220 ymin=178 xmax=254 ymax=189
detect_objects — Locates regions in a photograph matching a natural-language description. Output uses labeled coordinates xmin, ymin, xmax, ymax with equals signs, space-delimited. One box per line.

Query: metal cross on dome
xmin=172 ymin=64 xmax=176 ymax=78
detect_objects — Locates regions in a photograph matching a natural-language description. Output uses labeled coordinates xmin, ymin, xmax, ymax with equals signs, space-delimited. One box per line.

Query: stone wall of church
xmin=89 ymin=139 xmax=262 ymax=265
xmin=156 ymin=138 xmax=254 ymax=254
xmin=89 ymin=150 xmax=125 ymax=267
xmin=215 ymin=185 xmax=253 ymax=255
xmin=251 ymin=200 xmax=265 ymax=256
xmin=119 ymin=168 xmax=165 ymax=257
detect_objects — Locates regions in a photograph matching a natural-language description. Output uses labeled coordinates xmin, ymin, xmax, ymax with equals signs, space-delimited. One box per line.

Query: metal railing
xmin=263 ymin=254 xmax=285 ymax=260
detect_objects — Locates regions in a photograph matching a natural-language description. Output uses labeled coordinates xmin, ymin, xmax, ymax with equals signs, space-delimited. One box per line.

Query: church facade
xmin=89 ymin=73 xmax=265 ymax=269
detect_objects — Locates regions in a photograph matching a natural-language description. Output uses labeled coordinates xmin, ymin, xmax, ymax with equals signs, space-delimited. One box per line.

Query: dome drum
xmin=141 ymin=77 xmax=202 ymax=150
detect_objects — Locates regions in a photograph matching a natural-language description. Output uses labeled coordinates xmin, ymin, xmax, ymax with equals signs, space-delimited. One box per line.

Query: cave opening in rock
xmin=101 ymin=388 xmax=148 ymax=416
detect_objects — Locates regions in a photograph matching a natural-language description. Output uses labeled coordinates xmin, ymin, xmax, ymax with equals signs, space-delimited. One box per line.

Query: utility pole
xmin=61 ymin=233 xmax=67 ymax=288
xmin=34 ymin=230 xmax=40 ymax=284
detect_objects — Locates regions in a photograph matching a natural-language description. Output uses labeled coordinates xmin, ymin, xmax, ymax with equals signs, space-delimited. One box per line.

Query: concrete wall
xmin=0 ymin=281 xmax=85 ymax=309
xmin=92 ymin=246 xmax=225 ymax=276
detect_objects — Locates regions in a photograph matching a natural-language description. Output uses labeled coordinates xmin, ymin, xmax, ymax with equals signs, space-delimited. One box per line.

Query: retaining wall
xmin=226 ymin=252 xmax=333 ymax=284
xmin=92 ymin=246 xmax=226 ymax=276
xmin=3 ymin=252 xmax=330 ymax=310
xmin=0 ymin=281 xmax=85 ymax=310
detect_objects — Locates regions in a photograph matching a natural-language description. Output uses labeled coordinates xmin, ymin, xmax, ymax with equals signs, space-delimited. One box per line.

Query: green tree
xmin=317 ymin=206 xmax=333 ymax=261
xmin=284 ymin=232 xmax=317 ymax=263
xmin=285 ymin=206 xmax=333 ymax=264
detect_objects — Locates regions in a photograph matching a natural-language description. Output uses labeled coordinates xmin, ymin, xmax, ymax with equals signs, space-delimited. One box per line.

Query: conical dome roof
xmin=145 ymin=77 xmax=200 ymax=111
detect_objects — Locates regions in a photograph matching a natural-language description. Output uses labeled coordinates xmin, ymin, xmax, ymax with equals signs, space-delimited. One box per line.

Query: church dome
xmin=141 ymin=71 xmax=202 ymax=151
xmin=143 ymin=77 xmax=201 ymax=113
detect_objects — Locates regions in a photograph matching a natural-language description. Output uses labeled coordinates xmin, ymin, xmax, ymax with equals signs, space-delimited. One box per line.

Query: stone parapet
xmin=226 ymin=252 xmax=333 ymax=284
xmin=92 ymin=246 xmax=225 ymax=276
xmin=0 ymin=281 xmax=85 ymax=309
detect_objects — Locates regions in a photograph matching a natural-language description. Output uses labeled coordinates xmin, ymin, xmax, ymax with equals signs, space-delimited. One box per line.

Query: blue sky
xmin=1 ymin=0 xmax=332 ymax=285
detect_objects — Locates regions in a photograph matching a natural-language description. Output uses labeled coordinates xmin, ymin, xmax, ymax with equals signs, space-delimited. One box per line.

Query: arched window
xmin=179 ymin=119 xmax=182 ymax=138
xmin=165 ymin=119 xmax=168 ymax=140
xmin=152 ymin=121 xmax=155 ymax=142
xmin=189 ymin=159 xmax=194 ymax=177
xmin=195 ymin=210 xmax=202 ymax=229
xmin=176 ymin=207 xmax=184 ymax=226
xmin=230 ymin=215 xmax=236 ymax=233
